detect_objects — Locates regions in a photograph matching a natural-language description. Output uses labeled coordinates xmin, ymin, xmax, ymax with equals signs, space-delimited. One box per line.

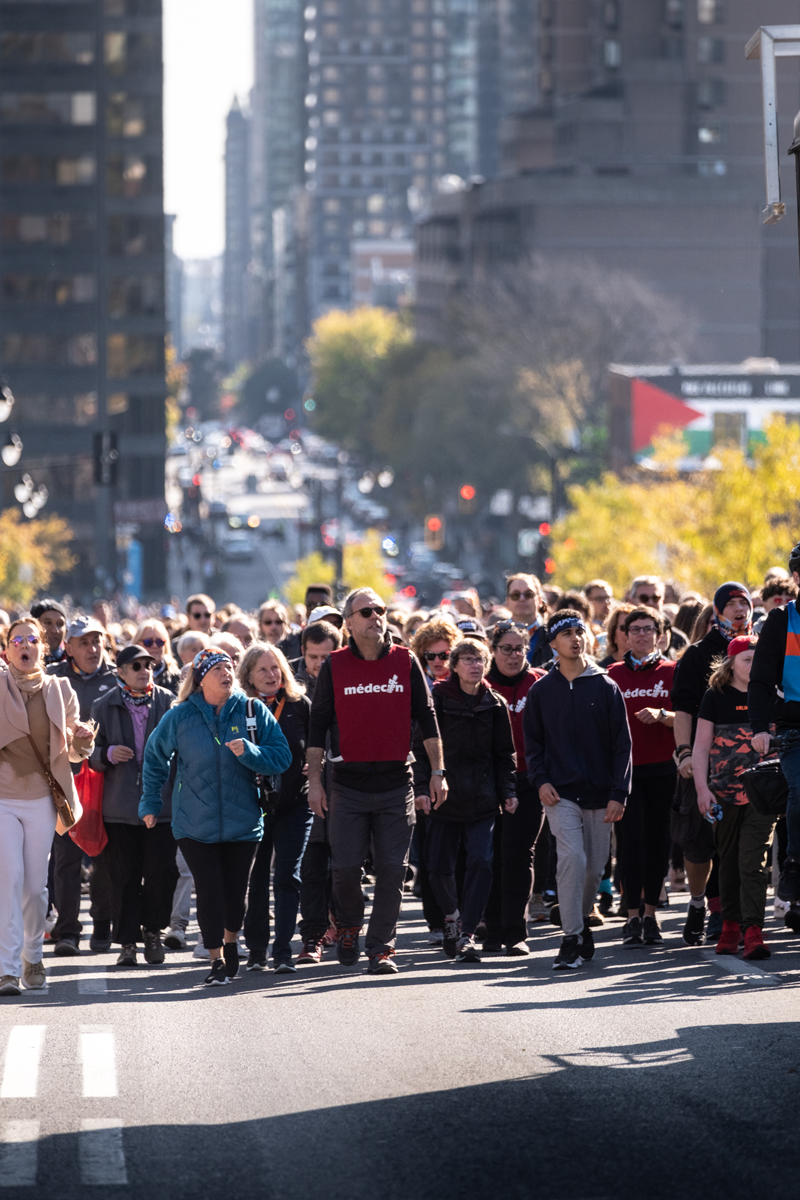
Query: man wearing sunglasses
xmin=48 ymin=616 xmax=117 ymax=956
xmin=185 ymin=594 xmax=216 ymax=634
xmin=505 ymin=573 xmax=552 ymax=669
xmin=307 ymin=587 xmax=444 ymax=975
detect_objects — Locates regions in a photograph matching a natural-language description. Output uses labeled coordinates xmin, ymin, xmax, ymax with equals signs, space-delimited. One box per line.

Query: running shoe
xmin=622 ymin=917 xmax=643 ymax=945
xmin=116 ymin=944 xmax=137 ymax=966
xmin=580 ymin=922 xmax=595 ymax=961
xmin=706 ymin=911 xmax=723 ymax=942
xmin=321 ymin=923 xmax=337 ymax=947
xmin=585 ymin=905 xmax=604 ymax=928
xmin=297 ymin=938 xmax=323 ymax=964
xmin=642 ymin=915 xmax=663 ymax=946
xmin=246 ymin=949 xmax=268 ymax=971
xmin=0 ymin=975 xmax=21 ymax=996
xmin=143 ymin=930 xmax=165 ymax=964
xmin=785 ymin=906 xmax=800 ymax=933
xmin=336 ymin=926 xmax=361 ymax=966
xmin=21 ymin=958 xmax=46 ymax=990
xmin=164 ymin=927 xmax=187 ymax=950
xmin=597 ymin=891 xmax=614 ymax=916
xmin=454 ymin=936 xmax=481 ymax=963
xmin=743 ymin=926 xmax=770 ymax=960
xmin=552 ymin=935 xmax=583 ymax=970
xmin=715 ymin=920 xmax=741 ymax=955
xmin=506 ymin=941 xmax=530 ymax=956
xmin=682 ymin=902 xmax=706 ymax=946
xmin=368 ymin=953 xmax=398 ymax=975
xmin=778 ymin=857 xmax=800 ymax=902
xmin=202 ymin=959 xmax=228 ymax=987
xmin=53 ymin=936 xmax=80 ymax=957
xmin=192 ymin=936 xmax=210 ymax=960
xmin=428 ymin=929 xmax=444 ymax=947
xmin=89 ymin=922 xmax=112 ymax=953
xmin=443 ymin=913 xmax=461 ymax=959
xmin=549 ymin=903 xmax=562 ymax=928
xmin=274 ymin=960 xmax=297 ymax=974
xmin=223 ymin=942 xmax=240 ymax=980
xmin=481 ymin=937 xmax=503 ymax=954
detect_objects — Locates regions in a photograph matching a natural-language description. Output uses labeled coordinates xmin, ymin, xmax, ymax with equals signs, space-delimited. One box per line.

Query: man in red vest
xmin=307 ymin=587 xmax=445 ymax=974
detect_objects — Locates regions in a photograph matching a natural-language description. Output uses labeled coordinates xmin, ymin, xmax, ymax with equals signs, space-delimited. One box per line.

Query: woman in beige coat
xmin=0 ymin=616 xmax=94 ymax=996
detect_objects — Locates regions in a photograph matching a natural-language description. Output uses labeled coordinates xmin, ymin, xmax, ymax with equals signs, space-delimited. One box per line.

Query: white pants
xmin=0 ymin=796 xmax=56 ymax=976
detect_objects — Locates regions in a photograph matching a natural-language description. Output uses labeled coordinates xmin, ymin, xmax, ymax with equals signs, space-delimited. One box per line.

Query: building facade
xmin=0 ymin=0 xmax=167 ymax=599
xmin=415 ymin=0 xmax=800 ymax=363
xmin=222 ymin=97 xmax=250 ymax=370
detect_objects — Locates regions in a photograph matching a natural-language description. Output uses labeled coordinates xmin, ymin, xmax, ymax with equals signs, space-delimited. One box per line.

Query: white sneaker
xmin=21 ymin=958 xmax=46 ymax=990
xmin=428 ymin=929 xmax=444 ymax=946
xmin=164 ymin=927 xmax=187 ymax=950
xmin=192 ymin=935 xmax=210 ymax=960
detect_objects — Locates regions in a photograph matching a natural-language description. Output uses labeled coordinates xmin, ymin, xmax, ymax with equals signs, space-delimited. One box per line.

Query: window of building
xmin=1 ymin=213 xmax=94 ymax=246
xmin=697 ymin=78 xmax=725 ymax=108
xmin=323 ymin=197 xmax=341 ymax=213
xmin=697 ymin=125 xmax=722 ymax=144
xmin=698 ymin=36 xmax=724 ymax=63
xmin=1 ymin=333 xmax=97 ymax=366
xmin=104 ymin=0 xmax=161 ymax=16
xmin=0 ymin=33 xmax=93 ymax=64
xmin=697 ymin=0 xmax=723 ymax=23
xmin=108 ymin=275 xmax=163 ymax=318
xmin=2 ymin=274 xmax=95 ymax=304
xmin=0 ymin=92 xmax=96 ymax=125
xmin=603 ymin=40 xmax=622 ymax=68
xmin=106 ymin=334 xmax=162 ymax=378
xmin=664 ymin=0 xmax=683 ymax=27
xmin=107 ymin=95 xmax=156 ymax=137
xmin=108 ymin=215 xmax=163 ymax=257
xmin=106 ymin=154 xmax=158 ymax=197
xmin=104 ymin=31 xmax=161 ymax=74
xmin=9 ymin=392 xmax=98 ymax=426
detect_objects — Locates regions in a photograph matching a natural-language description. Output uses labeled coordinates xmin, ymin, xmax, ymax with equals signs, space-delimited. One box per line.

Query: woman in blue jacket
xmin=140 ymin=648 xmax=291 ymax=987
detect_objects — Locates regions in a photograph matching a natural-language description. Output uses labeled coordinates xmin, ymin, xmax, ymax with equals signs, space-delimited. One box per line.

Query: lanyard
xmin=264 ymin=694 xmax=285 ymax=723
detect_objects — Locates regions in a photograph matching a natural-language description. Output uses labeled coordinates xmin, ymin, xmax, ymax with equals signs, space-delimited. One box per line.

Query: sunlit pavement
xmin=2 ymin=892 xmax=800 ymax=1200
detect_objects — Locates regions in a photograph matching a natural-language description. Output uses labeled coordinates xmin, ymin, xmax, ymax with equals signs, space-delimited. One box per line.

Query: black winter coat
xmin=90 ymin=683 xmax=176 ymax=824
xmin=261 ymin=690 xmax=311 ymax=816
xmin=415 ymin=676 xmax=516 ymax=823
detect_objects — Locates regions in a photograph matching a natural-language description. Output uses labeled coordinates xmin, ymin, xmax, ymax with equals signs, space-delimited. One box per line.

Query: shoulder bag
xmin=26 ymin=733 xmax=77 ymax=830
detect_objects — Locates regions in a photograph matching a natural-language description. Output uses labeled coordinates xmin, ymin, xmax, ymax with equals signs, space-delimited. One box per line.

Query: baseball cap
xmin=116 ymin=644 xmax=155 ymax=668
xmin=66 ymin=616 xmax=106 ymax=640
xmin=308 ymin=605 xmax=343 ymax=626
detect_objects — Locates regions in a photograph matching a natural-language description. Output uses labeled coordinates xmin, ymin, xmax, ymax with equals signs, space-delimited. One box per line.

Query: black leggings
xmin=177 ymin=838 xmax=256 ymax=950
xmin=617 ymin=774 xmax=674 ymax=909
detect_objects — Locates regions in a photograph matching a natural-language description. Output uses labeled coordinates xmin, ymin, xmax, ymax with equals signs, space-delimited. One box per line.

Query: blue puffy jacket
xmin=139 ymin=690 xmax=292 ymax=843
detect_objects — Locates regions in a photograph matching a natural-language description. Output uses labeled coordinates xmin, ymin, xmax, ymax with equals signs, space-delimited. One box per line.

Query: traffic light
xmin=93 ymin=431 xmax=118 ymax=486
xmin=459 ymin=484 xmax=476 ymax=514
xmin=424 ymin=514 xmax=445 ymax=551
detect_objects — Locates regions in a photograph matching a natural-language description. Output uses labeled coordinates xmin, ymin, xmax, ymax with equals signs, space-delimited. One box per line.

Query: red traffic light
xmin=192 ymin=474 xmax=201 ymax=487
xmin=544 ymin=557 xmax=556 ymax=575
xmin=284 ymin=408 xmax=295 ymax=421
xmin=460 ymin=484 xmax=476 ymax=501
xmin=426 ymin=516 xmax=442 ymax=532
xmin=538 ymin=522 xmax=551 ymax=536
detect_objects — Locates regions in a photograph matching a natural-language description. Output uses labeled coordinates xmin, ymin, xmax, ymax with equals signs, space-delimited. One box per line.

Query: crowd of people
xmin=1 ymin=549 xmax=800 ymax=992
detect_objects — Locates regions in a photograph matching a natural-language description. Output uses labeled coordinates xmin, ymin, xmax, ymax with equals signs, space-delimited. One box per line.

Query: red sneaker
xmin=715 ymin=920 xmax=741 ymax=955
xmin=743 ymin=925 xmax=771 ymax=960
xmin=321 ymin=923 xmax=337 ymax=947
xmin=297 ymin=938 xmax=323 ymax=964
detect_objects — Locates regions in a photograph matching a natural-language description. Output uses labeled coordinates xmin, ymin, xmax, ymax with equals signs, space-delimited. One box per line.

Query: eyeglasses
xmin=190 ymin=611 xmax=211 ymax=620
xmin=350 ymin=605 xmax=387 ymax=618
xmin=458 ymin=656 xmax=484 ymax=666
xmin=497 ymin=643 xmax=524 ymax=655
xmin=627 ymin=625 xmax=657 ymax=636
xmin=424 ymin=650 xmax=450 ymax=662
xmin=508 ymin=590 xmax=535 ymax=601
xmin=141 ymin=637 xmax=165 ymax=649
xmin=10 ymin=635 xmax=39 ymax=646
xmin=260 ymin=618 xmax=284 ymax=626
xmin=635 ymin=594 xmax=662 ymax=605
xmin=588 ymin=593 xmax=612 ymax=602
xmin=128 ymin=660 xmax=153 ymax=672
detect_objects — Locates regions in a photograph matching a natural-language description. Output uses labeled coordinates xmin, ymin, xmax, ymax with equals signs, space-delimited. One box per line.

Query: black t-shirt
xmin=698 ymin=684 xmax=756 ymax=805
xmin=698 ymin=683 xmax=749 ymax=727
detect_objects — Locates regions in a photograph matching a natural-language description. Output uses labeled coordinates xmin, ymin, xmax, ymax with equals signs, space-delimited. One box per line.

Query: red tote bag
xmin=69 ymin=760 xmax=108 ymax=857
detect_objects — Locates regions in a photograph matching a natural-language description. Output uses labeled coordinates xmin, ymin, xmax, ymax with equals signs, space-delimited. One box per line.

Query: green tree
xmin=0 ymin=509 xmax=76 ymax=606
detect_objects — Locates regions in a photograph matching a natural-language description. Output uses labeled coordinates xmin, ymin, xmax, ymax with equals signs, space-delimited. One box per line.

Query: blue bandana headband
xmin=547 ymin=616 xmax=587 ymax=643
xmin=193 ymin=648 xmax=232 ymax=683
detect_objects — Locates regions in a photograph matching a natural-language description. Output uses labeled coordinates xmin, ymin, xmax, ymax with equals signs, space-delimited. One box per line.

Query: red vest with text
xmin=329 ymin=644 xmax=413 ymax=762
xmin=608 ymin=659 xmax=676 ymax=765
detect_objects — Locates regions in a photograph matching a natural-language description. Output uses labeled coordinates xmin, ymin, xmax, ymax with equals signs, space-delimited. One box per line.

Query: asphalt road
xmin=2 ymin=893 xmax=800 ymax=1200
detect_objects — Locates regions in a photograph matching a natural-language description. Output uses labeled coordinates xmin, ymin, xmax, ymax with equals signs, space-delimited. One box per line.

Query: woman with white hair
xmin=133 ymin=618 xmax=181 ymax=696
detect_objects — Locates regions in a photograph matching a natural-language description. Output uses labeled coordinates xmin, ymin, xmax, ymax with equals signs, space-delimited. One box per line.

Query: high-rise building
xmin=223 ymin=97 xmax=250 ymax=370
xmin=0 ymin=0 xmax=167 ymax=599
xmin=164 ymin=213 xmax=182 ymax=358
xmin=415 ymin=0 xmax=800 ymax=362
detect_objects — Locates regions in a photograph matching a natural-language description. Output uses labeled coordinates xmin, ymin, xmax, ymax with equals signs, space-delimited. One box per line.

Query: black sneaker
xmin=553 ymin=935 xmax=583 ymax=970
xmin=549 ymin=903 xmax=562 ymax=928
xmin=683 ymin=902 xmax=706 ymax=946
xmin=143 ymin=930 xmax=165 ymax=964
xmin=203 ymin=958 xmax=228 ymax=987
xmin=223 ymin=942 xmax=240 ymax=980
xmin=785 ymin=907 xmax=800 ymax=933
xmin=455 ymin=936 xmax=481 ymax=963
xmin=246 ymin=949 xmax=268 ymax=971
xmin=622 ymin=917 xmax=643 ymax=945
xmin=89 ymin=923 xmax=112 ymax=953
xmin=116 ymin=944 xmax=137 ymax=967
xmin=336 ymin=926 xmax=361 ymax=967
xmin=481 ymin=937 xmax=503 ymax=954
xmin=580 ymin=922 xmax=595 ymax=961
xmin=778 ymin=857 xmax=800 ymax=902
xmin=642 ymin=915 xmax=663 ymax=945
xmin=53 ymin=936 xmax=80 ymax=957
xmin=443 ymin=913 xmax=461 ymax=959
xmin=598 ymin=891 xmax=614 ymax=915
xmin=273 ymin=960 xmax=297 ymax=974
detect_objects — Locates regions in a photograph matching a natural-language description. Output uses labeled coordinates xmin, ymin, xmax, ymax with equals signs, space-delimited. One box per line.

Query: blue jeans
xmin=425 ymin=816 xmax=495 ymax=937
xmin=243 ymin=804 xmax=313 ymax=963
xmin=778 ymin=740 xmax=800 ymax=859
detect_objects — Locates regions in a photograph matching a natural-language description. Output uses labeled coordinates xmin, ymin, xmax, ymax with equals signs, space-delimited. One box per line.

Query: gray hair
xmin=342 ymin=587 xmax=383 ymax=618
xmin=449 ymin=638 xmax=491 ymax=672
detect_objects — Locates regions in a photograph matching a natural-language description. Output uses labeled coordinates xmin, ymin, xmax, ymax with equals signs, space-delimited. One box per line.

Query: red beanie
xmin=727 ymin=635 xmax=758 ymax=658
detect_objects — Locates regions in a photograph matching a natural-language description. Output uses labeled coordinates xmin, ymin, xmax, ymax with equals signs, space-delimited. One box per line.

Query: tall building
xmin=223 ymin=97 xmax=250 ymax=370
xmin=164 ymin=212 xmax=182 ymax=357
xmin=415 ymin=0 xmax=800 ymax=362
xmin=0 ymin=0 xmax=167 ymax=599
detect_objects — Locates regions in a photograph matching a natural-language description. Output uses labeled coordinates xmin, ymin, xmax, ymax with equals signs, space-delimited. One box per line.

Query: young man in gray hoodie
xmin=523 ymin=610 xmax=632 ymax=970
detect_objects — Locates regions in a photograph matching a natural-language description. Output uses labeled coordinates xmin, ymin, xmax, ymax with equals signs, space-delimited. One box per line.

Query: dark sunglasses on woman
xmin=423 ymin=650 xmax=449 ymax=662
xmin=141 ymin=637 xmax=165 ymax=648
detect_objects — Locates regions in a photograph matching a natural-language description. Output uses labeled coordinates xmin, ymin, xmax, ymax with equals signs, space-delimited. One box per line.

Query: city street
xmin=2 ymin=895 xmax=800 ymax=1200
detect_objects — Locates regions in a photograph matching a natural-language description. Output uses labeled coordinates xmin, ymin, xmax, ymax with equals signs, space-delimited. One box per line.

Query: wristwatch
xmin=658 ymin=708 xmax=668 ymax=723
xmin=431 ymin=769 xmax=446 ymax=777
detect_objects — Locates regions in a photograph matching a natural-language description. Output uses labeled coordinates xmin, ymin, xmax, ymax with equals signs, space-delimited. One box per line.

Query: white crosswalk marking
xmin=79 ymin=1119 xmax=128 ymax=1186
xmin=0 ymin=1121 xmax=39 ymax=1187
xmin=78 ymin=967 xmax=108 ymax=995
xmin=0 ymin=1026 xmax=46 ymax=1099
xmin=80 ymin=1025 xmax=117 ymax=1098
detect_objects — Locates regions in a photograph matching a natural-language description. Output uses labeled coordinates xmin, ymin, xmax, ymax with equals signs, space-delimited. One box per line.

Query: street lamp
xmin=0 ymin=384 xmax=15 ymax=425
xmin=1 ymin=433 xmax=23 ymax=467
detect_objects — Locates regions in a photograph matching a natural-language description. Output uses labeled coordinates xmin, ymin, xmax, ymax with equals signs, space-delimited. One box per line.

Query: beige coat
xmin=0 ymin=671 xmax=92 ymax=832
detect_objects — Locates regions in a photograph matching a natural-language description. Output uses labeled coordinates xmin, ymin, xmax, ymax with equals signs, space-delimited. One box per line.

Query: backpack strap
xmin=245 ymin=697 xmax=258 ymax=739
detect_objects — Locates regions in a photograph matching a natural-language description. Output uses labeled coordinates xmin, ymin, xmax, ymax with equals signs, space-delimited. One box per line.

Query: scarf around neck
xmin=8 ymin=662 xmax=45 ymax=695
xmin=117 ymin=678 xmax=152 ymax=707
xmin=70 ymin=657 xmax=103 ymax=681
xmin=711 ymin=610 xmax=753 ymax=643
xmin=623 ymin=649 xmax=662 ymax=672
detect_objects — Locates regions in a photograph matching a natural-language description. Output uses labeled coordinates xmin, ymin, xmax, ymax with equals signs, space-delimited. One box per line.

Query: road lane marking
xmin=79 ymin=1119 xmax=128 ymax=1186
xmin=0 ymin=1027 xmax=45 ymax=1098
xmin=702 ymin=947 xmax=779 ymax=983
xmin=0 ymin=1121 xmax=39 ymax=1187
xmin=79 ymin=1025 xmax=117 ymax=1097
xmin=78 ymin=966 xmax=108 ymax=995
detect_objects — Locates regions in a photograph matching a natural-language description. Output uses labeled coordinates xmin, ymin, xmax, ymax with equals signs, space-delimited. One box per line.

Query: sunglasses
xmin=141 ymin=637 xmax=165 ymax=648
xmin=261 ymin=618 xmax=284 ymax=626
xmin=635 ymin=594 xmax=662 ymax=604
xmin=508 ymin=590 xmax=536 ymax=601
xmin=190 ymin=611 xmax=212 ymax=620
xmin=351 ymin=605 xmax=387 ymax=618
xmin=497 ymin=643 xmax=525 ymax=655
xmin=128 ymin=660 xmax=153 ymax=672
xmin=10 ymin=634 xmax=39 ymax=646
xmin=424 ymin=650 xmax=449 ymax=662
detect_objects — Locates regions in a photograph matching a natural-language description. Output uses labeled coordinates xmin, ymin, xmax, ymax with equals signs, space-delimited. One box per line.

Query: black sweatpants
xmin=617 ymin=772 xmax=674 ymax=909
xmin=177 ymin=838 xmax=257 ymax=951
xmin=51 ymin=830 xmax=114 ymax=941
xmin=485 ymin=783 xmax=545 ymax=946
xmin=299 ymin=840 xmax=335 ymax=941
xmin=414 ymin=811 xmax=445 ymax=932
xmin=104 ymin=822 xmax=179 ymax=945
